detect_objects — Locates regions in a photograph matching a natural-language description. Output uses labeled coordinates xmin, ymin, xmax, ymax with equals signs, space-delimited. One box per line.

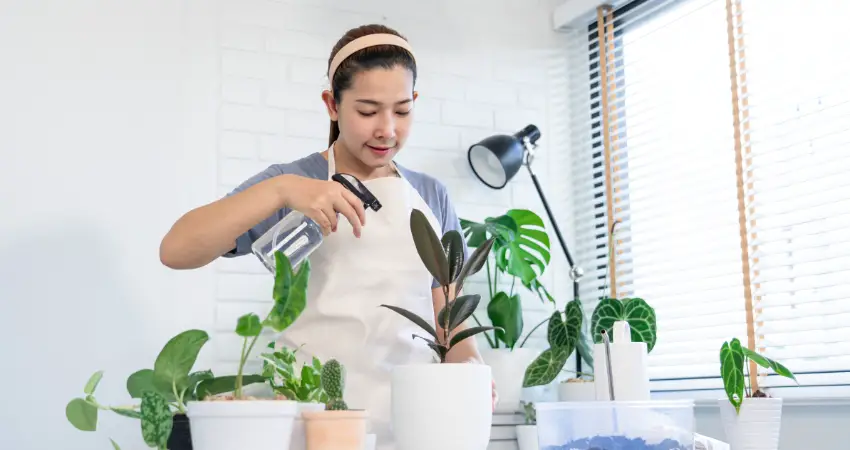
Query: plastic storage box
xmin=535 ymin=400 xmax=695 ymax=450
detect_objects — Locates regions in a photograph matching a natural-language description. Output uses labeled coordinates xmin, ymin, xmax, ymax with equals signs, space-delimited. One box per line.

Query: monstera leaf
xmin=590 ymin=297 xmax=657 ymax=352
xmin=460 ymin=209 xmax=551 ymax=285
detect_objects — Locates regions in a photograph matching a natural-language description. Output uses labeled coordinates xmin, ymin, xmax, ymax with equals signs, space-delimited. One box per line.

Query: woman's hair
xmin=326 ymin=24 xmax=417 ymax=146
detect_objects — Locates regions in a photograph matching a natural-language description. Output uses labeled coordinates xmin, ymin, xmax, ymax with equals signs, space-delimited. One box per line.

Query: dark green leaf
xmin=272 ymin=250 xmax=294 ymax=304
xmin=459 ymin=217 xmax=514 ymax=248
xmin=140 ymin=391 xmax=172 ymax=449
xmin=236 ymin=313 xmax=262 ymax=337
xmin=412 ymin=334 xmax=448 ymax=362
xmin=66 ymin=398 xmax=98 ymax=431
xmin=266 ymin=259 xmax=311 ymax=332
xmin=410 ymin=209 xmax=450 ymax=286
xmin=449 ymin=325 xmax=501 ymax=348
xmin=185 ymin=370 xmax=214 ymax=400
xmin=437 ymin=294 xmax=481 ymax=333
xmin=720 ymin=340 xmax=745 ymax=413
xmin=591 ymin=297 xmax=657 ymax=352
xmin=195 ymin=375 xmax=266 ymax=399
xmin=152 ymin=330 xmax=210 ymax=395
xmin=455 ymin=237 xmax=495 ymax=294
xmin=379 ymin=304 xmax=439 ymax=340
xmin=546 ymin=311 xmax=572 ymax=348
xmin=523 ymin=347 xmax=571 ymax=387
xmin=741 ymin=347 xmax=798 ymax=384
xmin=84 ymin=370 xmax=104 ymax=395
xmin=564 ymin=299 xmax=584 ymax=343
xmin=112 ymin=408 xmax=141 ymax=419
xmin=441 ymin=230 xmax=465 ymax=283
xmin=488 ymin=292 xmax=523 ymax=348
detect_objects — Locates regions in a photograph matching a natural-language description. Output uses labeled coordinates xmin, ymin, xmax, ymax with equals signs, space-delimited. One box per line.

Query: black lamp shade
xmin=467 ymin=134 xmax=524 ymax=189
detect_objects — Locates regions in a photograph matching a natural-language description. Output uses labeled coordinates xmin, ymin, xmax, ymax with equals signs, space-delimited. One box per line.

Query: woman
xmin=159 ymin=24 xmax=496 ymax=448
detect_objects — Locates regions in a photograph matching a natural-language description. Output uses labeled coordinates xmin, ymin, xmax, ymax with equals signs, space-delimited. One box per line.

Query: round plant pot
xmin=186 ymin=399 xmax=298 ymax=450
xmin=302 ymin=409 xmax=368 ymax=450
xmin=391 ymin=363 xmax=492 ymax=450
xmin=515 ymin=424 xmax=538 ymax=450
xmin=719 ymin=397 xmax=783 ymax=450
xmin=168 ymin=413 xmax=193 ymax=450
xmin=480 ymin=347 xmax=540 ymax=413
xmin=290 ymin=402 xmax=325 ymax=450
xmin=557 ymin=379 xmax=596 ymax=402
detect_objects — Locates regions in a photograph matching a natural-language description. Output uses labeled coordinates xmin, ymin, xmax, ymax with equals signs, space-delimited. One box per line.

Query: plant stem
xmin=486 ymin=258 xmax=494 ymax=300
xmin=172 ymin=380 xmax=185 ymax=413
xmin=744 ymin=356 xmax=752 ymax=397
xmin=519 ymin=316 xmax=550 ymax=348
xmin=510 ymin=276 xmax=516 ymax=297
xmin=472 ymin=314 xmax=497 ymax=348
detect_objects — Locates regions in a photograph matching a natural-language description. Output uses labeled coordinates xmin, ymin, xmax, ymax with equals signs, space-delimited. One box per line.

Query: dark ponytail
xmin=326 ymin=24 xmax=417 ymax=147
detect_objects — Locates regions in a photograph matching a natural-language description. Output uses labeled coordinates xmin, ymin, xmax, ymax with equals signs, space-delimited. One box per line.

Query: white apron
xmin=278 ymin=143 xmax=440 ymax=450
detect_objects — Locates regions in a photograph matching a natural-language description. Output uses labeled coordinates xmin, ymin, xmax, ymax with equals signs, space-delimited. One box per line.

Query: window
xmin=567 ymin=0 xmax=850 ymax=399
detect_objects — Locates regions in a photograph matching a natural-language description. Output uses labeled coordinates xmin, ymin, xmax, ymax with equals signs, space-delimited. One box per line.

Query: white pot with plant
xmin=460 ymin=209 xmax=555 ymax=412
xmin=515 ymin=401 xmax=538 ymax=450
xmin=380 ymin=209 xmax=502 ymax=450
xmin=718 ymin=338 xmax=798 ymax=450
xmin=187 ymin=252 xmax=311 ymax=450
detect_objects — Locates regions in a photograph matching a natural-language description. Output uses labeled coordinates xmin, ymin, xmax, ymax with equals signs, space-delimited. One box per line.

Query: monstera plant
xmin=460 ymin=209 xmax=553 ymax=350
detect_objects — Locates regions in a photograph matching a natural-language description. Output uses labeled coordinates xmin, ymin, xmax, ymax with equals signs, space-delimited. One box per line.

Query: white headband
xmin=327 ymin=33 xmax=416 ymax=82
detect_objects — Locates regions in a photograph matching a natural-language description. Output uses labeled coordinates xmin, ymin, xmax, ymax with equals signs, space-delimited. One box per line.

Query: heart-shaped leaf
xmin=455 ymin=237 xmax=495 ymax=294
xmin=591 ymin=297 xmax=657 ymax=352
xmin=488 ymin=292 xmax=523 ymax=348
xmin=236 ymin=313 xmax=262 ymax=337
xmin=266 ymin=259 xmax=311 ymax=332
xmin=720 ymin=339 xmax=745 ymax=413
xmin=410 ymin=209 xmax=450 ymax=286
xmin=140 ymin=391 xmax=172 ymax=449
xmin=66 ymin=398 xmax=98 ymax=431
xmin=441 ymin=230 xmax=465 ymax=283
xmin=380 ymin=304 xmax=439 ymax=341
xmin=523 ymin=346 xmax=571 ymax=387
xmin=152 ymin=330 xmax=210 ymax=394
xmin=741 ymin=347 xmax=798 ymax=384
xmin=437 ymin=294 xmax=481 ymax=332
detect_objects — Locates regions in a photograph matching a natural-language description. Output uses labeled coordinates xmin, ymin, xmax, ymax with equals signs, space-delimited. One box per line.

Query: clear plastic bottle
xmin=251 ymin=173 xmax=382 ymax=274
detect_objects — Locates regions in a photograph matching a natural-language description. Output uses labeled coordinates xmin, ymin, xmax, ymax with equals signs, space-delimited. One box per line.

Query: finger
xmin=308 ymin=210 xmax=332 ymax=236
xmin=334 ymin=195 xmax=363 ymax=237
xmin=340 ymin=189 xmax=367 ymax=227
xmin=320 ymin=205 xmax=339 ymax=232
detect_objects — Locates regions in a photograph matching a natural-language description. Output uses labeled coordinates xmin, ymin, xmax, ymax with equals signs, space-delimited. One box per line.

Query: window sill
xmin=694 ymin=397 xmax=850 ymax=409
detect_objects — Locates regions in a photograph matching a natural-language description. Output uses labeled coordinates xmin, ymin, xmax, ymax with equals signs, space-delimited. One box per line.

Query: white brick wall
xmin=212 ymin=0 xmax=574 ymax=390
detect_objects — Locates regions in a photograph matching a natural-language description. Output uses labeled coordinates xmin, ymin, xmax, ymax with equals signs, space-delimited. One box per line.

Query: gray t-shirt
xmin=223 ymin=152 xmax=469 ymax=289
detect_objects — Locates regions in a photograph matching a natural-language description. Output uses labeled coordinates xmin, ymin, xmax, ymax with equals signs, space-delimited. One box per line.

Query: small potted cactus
xmin=302 ymin=359 xmax=368 ymax=450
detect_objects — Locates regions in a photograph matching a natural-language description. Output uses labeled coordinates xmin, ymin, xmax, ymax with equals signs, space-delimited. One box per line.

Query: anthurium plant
xmin=261 ymin=342 xmax=328 ymax=403
xmin=460 ymin=209 xmax=553 ymax=350
xmin=380 ymin=209 xmax=502 ymax=362
xmin=720 ymin=337 xmax=798 ymax=413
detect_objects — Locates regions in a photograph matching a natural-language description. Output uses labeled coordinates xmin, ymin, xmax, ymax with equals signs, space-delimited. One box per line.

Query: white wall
xmin=0 ymin=0 xmax=572 ymax=449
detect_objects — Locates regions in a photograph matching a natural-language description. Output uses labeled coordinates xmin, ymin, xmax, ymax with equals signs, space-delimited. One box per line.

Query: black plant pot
xmin=168 ymin=413 xmax=193 ymax=450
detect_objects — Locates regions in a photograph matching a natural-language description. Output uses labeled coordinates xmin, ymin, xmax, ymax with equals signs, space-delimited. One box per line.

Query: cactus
xmin=320 ymin=359 xmax=348 ymax=410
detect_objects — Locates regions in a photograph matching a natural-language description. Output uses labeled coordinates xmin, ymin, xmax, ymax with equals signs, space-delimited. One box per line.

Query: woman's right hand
xmin=279 ymin=175 xmax=366 ymax=237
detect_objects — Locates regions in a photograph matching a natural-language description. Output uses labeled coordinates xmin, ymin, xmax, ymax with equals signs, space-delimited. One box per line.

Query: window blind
xmin=566 ymin=0 xmax=850 ymax=398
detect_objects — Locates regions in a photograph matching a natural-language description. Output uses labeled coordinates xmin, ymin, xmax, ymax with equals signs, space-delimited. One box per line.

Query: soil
xmin=564 ymin=378 xmax=593 ymax=383
xmin=751 ymin=389 xmax=770 ymax=398
xmin=204 ymin=393 xmax=289 ymax=401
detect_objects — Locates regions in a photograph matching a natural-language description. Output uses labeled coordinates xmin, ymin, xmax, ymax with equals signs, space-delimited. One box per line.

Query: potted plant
xmin=515 ymin=401 xmax=538 ymax=450
xmin=187 ymin=251 xmax=310 ymax=450
xmin=301 ymin=359 xmax=369 ymax=450
xmin=65 ymin=329 xmax=251 ymax=450
xmin=460 ymin=209 xmax=554 ymax=412
xmin=718 ymin=337 xmax=798 ymax=450
xmin=260 ymin=342 xmax=329 ymax=450
xmin=379 ymin=208 xmax=502 ymax=450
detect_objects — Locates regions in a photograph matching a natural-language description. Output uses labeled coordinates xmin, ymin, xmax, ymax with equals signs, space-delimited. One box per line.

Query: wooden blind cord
xmin=597 ymin=4 xmax=618 ymax=299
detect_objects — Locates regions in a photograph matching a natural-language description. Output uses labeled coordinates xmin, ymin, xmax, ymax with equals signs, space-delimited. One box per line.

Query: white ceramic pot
xmin=557 ymin=379 xmax=596 ymax=402
xmin=480 ymin=347 xmax=540 ymax=413
xmin=290 ymin=402 xmax=325 ymax=450
xmin=515 ymin=424 xmax=538 ymax=450
xmin=719 ymin=397 xmax=783 ymax=450
xmin=391 ymin=363 xmax=492 ymax=450
xmin=187 ymin=399 xmax=298 ymax=450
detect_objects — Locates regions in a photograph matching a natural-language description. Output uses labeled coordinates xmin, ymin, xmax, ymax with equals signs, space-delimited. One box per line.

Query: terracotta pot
xmin=302 ymin=409 xmax=368 ymax=450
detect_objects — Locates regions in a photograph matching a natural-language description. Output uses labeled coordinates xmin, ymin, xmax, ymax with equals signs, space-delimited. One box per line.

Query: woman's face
xmin=323 ymin=66 xmax=418 ymax=168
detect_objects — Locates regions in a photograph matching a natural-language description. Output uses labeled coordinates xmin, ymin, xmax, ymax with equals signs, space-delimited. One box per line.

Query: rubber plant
xmin=380 ymin=209 xmax=502 ymax=362
xmin=199 ymin=251 xmax=310 ymax=400
xmin=260 ymin=342 xmax=328 ymax=403
xmin=720 ymin=337 xmax=798 ymax=413
xmin=460 ymin=209 xmax=553 ymax=350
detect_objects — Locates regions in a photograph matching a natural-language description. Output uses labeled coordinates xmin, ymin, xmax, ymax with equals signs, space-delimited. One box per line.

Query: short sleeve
xmin=222 ymin=164 xmax=292 ymax=258
xmin=431 ymin=181 xmax=470 ymax=289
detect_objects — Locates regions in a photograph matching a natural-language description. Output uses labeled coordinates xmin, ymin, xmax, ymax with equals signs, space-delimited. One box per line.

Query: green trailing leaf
xmin=66 ymin=398 xmax=98 ymax=431
xmin=741 ymin=347 xmax=798 ymax=384
xmin=437 ymin=294 xmax=481 ymax=333
xmin=488 ymin=291 xmax=523 ymax=348
xmin=455 ymin=237 xmax=495 ymax=294
xmin=410 ymin=208 xmax=450 ymax=285
xmin=236 ymin=313 xmax=262 ymax=337
xmin=84 ymin=370 xmax=104 ymax=395
xmin=112 ymin=408 xmax=142 ymax=419
xmin=140 ymin=391 xmax=172 ymax=449
xmin=266 ymin=258 xmax=311 ymax=332
xmin=152 ymin=329 xmax=210 ymax=394
xmin=720 ymin=339 xmax=745 ymax=414
xmin=523 ymin=346 xmax=571 ymax=387
xmin=449 ymin=325 xmax=501 ymax=348
xmin=441 ymin=230 xmax=465 ymax=283
xmin=196 ymin=375 xmax=265 ymax=399
xmin=591 ymin=297 xmax=657 ymax=352
xmin=379 ymin=304 xmax=439 ymax=340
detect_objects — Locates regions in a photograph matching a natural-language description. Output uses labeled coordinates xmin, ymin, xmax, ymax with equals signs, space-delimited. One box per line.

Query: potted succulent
xmin=380 ymin=208 xmax=502 ymax=450
xmin=460 ymin=209 xmax=553 ymax=412
xmin=718 ymin=337 xmax=798 ymax=450
xmin=301 ymin=359 xmax=369 ymax=450
xmin=260 ymin=343 xmax=328 ymax=450
xmin=64 ymin=329 xmax=250 ymax=450
xmin=515 ymin=401 xmax=538 ymax=450
xmin=187 ymin=251 xmax=310 ymax=450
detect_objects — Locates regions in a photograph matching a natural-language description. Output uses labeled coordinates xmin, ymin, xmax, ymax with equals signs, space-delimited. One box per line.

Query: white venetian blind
xmin=567 ymin=0 xmax=850 ymax=398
